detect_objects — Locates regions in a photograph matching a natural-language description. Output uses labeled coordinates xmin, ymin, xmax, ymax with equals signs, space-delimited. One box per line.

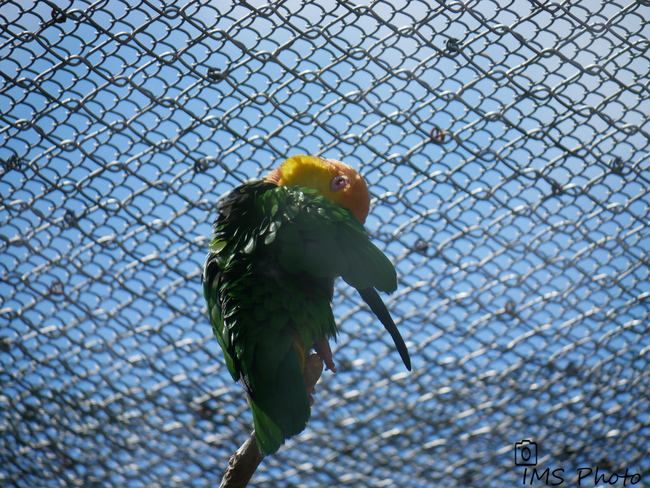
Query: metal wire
xmin=1 ymin=0 xmax=649 ymax=486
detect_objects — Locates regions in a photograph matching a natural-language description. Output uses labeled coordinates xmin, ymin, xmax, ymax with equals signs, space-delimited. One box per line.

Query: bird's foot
xmin=304 ymin=353 xmax=324 ymax=406
xmin=313 ymin=339 xmax=337 ymax=373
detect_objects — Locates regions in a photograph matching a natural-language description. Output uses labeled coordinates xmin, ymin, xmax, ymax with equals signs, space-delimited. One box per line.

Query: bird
xmin=203 ymin=154 xmax=410 ymax=455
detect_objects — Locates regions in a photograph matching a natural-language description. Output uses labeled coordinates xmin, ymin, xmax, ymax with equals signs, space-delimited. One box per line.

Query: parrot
xmin=203 ymin=154 xmax=410 ymax=455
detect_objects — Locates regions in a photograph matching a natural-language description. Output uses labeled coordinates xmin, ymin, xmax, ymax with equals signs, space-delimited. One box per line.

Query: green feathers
xmin=203 ymin=180 xmax=409 ymax=455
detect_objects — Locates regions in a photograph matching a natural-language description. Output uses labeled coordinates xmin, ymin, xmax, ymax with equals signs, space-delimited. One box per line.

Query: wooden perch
xmin=219 ymin=354 xmax=324 ymax=488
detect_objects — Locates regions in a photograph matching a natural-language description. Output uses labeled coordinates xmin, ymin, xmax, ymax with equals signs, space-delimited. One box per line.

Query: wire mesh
xmin=2 ymin=0 xmax=650 ymax=486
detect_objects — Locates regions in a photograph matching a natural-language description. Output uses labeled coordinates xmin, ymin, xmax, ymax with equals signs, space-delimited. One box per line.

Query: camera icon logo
xmin=514 ymin=439 xmax=537 ymax=466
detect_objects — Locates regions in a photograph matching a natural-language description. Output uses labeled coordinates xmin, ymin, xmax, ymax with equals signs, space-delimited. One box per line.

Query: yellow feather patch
xmin=273 ymin=155 xmax=334 ymax=195
xmin=265 ymin=155 xmax=371 ymax=224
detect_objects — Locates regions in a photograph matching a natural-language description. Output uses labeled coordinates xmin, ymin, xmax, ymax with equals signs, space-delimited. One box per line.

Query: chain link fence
xmin=2 ymin=0 xmax=650 ymax=486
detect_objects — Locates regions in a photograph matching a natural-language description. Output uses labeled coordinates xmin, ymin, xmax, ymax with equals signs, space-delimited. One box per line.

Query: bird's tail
xmin=250 ymin=399 xmax=284 ymax=455
xmin=246 ymin=334 xmax=312 ymax=455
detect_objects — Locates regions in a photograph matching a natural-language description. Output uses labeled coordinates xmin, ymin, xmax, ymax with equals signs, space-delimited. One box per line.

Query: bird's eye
xmin=330 ymin=174 xmax=349 ymax=192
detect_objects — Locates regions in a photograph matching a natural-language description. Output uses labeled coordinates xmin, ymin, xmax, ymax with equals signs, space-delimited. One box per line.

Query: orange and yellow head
xmin=265 ymin=155 xmax=371 ymax=224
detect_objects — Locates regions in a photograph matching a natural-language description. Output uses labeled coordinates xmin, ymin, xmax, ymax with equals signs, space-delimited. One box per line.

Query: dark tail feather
xmin=358 ymin=287 xmax=411 ymax=371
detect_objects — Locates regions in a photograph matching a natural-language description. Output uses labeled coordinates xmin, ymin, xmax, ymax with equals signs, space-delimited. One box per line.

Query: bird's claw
xmin=313 ymin=339 xmax=337 ymax=373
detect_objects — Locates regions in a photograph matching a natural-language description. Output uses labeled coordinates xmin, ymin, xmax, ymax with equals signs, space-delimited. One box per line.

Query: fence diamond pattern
xmin=1 ymin=0 xmax=649 ymax=486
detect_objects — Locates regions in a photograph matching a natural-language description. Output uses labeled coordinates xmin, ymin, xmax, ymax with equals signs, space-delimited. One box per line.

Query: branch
xmin=219 ymin=354 xmax=324 ymax=488
xmin=218 ymin=431 xmax=263 ymax=488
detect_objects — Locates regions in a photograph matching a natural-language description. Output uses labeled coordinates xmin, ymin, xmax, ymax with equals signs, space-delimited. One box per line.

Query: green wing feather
xmin=203 ymin=181 xmax=409 ymax=455
xmin=267 ymin=186 xmax=410 ymax=370
xmin=266 ymin=186 xmax=397 ymax=291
